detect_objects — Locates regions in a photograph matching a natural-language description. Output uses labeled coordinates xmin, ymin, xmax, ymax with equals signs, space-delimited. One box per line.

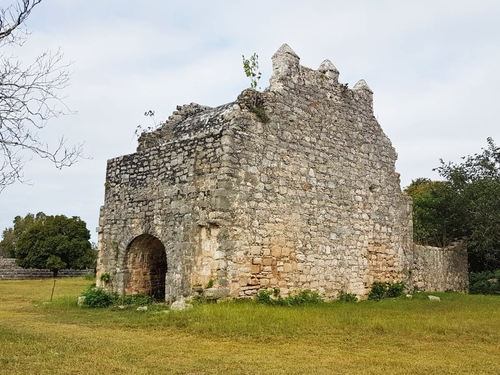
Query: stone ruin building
xmin=96 ymin=44 xmax=467 ymax=302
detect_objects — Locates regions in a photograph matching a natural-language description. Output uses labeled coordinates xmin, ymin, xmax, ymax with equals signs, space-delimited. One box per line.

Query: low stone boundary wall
xmin=407 ymin=243 xmax=468 ymax=292
xmin=0 ymin=257 xmax=94 ymax=279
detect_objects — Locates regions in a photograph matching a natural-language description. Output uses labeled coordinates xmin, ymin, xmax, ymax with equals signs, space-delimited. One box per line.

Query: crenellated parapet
xmin=269 ymin=43 xmax=373 ymax=113
xmin=318 ymin=59 xmax=339 ymax=82
xmin=270 ymin=43 xmax=301 ymax=89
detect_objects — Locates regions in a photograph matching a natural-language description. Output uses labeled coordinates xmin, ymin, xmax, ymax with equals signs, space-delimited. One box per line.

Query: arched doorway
xmin=125 ymin=234 xmax=167 ymax=301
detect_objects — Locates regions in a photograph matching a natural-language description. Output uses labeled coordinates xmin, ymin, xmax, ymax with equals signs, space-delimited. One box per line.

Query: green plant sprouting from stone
xmin=206 ymin=278 xmax=214 ymax=288
xmin=135 ymin=110 xmax=159 ymax=139
xmin=242 ymin=53 xmax=262 ymax=90
xmin=241 ymin=53 xmax=269 ymax=123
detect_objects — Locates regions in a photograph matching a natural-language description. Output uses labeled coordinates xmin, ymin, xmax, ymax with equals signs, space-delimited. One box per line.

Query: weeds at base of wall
xmin=81 ymin=285 xmax=114 ymax=308
xmin=338 ymin=291 xmax=358 ymax=303
xmin=81 ymin=284 xmax=153 ymax=309
xmin=256 ymin=289 xmax=323 ymax=306
xmin=368 ymin=281 xmax=406 ymax=301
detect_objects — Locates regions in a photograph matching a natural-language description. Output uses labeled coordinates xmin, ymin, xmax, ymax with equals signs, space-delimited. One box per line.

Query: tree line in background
xmin=405 ymin=137 xmax=500 ymax=272
xmin=0 ymin=212 xmax=95 ymax=276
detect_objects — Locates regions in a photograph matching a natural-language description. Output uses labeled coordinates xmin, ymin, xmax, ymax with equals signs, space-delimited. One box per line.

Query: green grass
xmin=1 ymin=278 xmax=500 ymax=374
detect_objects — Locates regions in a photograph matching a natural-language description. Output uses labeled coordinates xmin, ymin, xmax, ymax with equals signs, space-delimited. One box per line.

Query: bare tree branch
xmin=0 ymin=0 xmax=41 ymax=46
xmin=0 ymin=1 xmax=83 ymax=193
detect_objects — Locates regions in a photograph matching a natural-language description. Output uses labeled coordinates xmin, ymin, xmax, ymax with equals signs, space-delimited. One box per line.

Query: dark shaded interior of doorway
xmin=125 ymin=234 xmax=167 ymax=301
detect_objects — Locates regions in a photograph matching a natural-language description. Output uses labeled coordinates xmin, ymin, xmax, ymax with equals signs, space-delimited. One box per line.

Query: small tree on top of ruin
xmin=242 ymin=53 xmax=262 ymax=90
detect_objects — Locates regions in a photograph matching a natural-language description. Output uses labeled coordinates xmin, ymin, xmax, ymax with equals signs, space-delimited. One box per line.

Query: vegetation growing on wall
xmin=241 ymin=53 xmax=269 ymax=123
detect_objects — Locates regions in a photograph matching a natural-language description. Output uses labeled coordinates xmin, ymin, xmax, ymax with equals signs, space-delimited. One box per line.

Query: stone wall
xmin=222 ymin=45 xmax=413 ymax=298
xmin=97 ymin=103 xmax=232 ymax=300
xmin=97 ymin=43 xmax=465 ymax=302
xmin=406 ymin=243 xmax=468 ymax=292
xmin=0 ymin=257 xmax=93 ymax=279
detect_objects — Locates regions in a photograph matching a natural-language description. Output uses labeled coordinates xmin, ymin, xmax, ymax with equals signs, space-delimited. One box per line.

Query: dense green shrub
xmin=387 ymin=282 xmax=406 ymax=298
xmin=469 ymin=270 xmax=500 ymax=295
xmin=288 ymin=290 xmax=323 ymax=305
xmin=255 ymin=289 xmax=275 ymax=304
xmin=81 ymin=285 xmax=153 ymax=308
xmin=368 ymin=282 xmax=388 ymax=301
xmin=368 ymin=281 xmax=406 ymax=301
xmin=82 ymin=285 xmax=113 ymax=308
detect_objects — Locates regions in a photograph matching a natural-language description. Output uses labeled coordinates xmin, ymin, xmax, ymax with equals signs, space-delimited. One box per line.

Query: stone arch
xmin=124 ymin=234 xmax=167 ymax=301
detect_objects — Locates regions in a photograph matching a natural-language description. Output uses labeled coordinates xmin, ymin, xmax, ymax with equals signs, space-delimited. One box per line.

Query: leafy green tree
xmin=0 ymin=228 xmax=16 ymax=257
xmin=0 ymin=212 xmax=46 ymax=257
xmin=14 ymin=214 xmax=95 ymax=276
xmin=435 ymin=137 xmax=500 ymax=271
xmin=406 ymin=139 xmax=500 ymax=270
xmin=242 ymin=53 xmax=262 ymax=90
xmin=404 ymin=178 xmax=457 ymax=247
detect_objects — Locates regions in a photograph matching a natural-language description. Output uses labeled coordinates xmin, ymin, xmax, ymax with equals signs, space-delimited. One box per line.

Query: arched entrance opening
xmin=125 ymin=234 xmax=167 ymax=301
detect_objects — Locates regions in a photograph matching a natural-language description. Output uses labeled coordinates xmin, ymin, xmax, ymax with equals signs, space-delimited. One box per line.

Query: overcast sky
xmin=1 ymin=0 xmax=499 ymax=243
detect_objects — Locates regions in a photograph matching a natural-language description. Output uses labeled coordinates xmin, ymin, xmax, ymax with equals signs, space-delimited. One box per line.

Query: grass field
xmin=0 ymin=278 xmax=499 ymax=374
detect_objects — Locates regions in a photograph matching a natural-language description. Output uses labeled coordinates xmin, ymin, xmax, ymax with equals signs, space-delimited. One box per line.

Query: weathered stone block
xmin=251 ymin=264 xmax=261 ymax=274
xmin=203 ymin=288 xmax=230 ymax=301
xmin=262 ymin=258 xmax=274 ymax=266
xmin=252 ymin=258 xmax=262 ymax=265
xmin=250 ymin=246 xmax=262 ymax=255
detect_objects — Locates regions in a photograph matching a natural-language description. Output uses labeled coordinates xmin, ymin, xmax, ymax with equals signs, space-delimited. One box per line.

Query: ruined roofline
xmin=136 ymin=101 xmax=236 ymax=152
xmin=136 ymin=43 xmax=374 ymax=152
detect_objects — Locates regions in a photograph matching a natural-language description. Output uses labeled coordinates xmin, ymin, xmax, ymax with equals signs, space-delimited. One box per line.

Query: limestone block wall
xmin=223 ymin=45 xmax=412 ymax=298
xmin=97 ymin=103 xmax=237 ymax=300
xmin=0 ymin=257 xmax=92 ymax=279
xmin=407 ymin=243 xmax=468 ymax=292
